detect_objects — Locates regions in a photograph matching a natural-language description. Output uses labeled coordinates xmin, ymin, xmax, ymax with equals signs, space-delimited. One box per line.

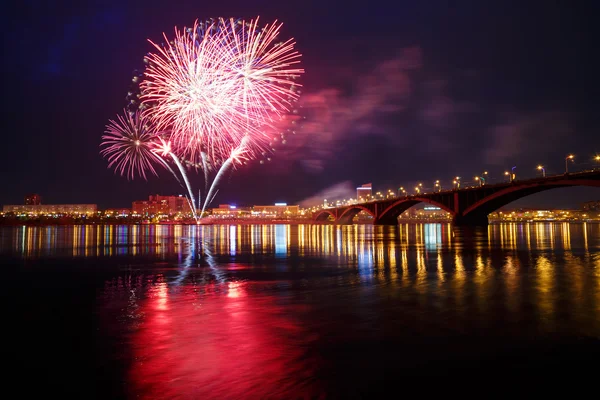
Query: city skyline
xmin=2 ymin=1 xmax=599 ymax=209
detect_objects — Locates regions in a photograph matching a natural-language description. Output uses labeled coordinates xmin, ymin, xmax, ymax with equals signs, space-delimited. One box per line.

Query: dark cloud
xmin=483 ymin=111 xmax=574 ymax=167
xmin=419 ymin=79 xmax=478 ymax=128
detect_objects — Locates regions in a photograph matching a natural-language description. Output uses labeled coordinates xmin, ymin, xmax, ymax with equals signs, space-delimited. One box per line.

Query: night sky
xmin=2 ymin=0 xmax=599 ymax=209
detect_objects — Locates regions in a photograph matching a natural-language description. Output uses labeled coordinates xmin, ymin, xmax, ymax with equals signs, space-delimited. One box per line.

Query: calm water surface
xmin=2 ymin=223 xmax=600 ymax=398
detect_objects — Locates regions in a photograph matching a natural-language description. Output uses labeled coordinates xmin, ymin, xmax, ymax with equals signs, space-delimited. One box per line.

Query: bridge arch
xmin=462 ymin=179 xmax=600 ymax=220
xmin=376 ymin=197 xmax=455 ymax=225
xmin=337 ymin=205 xmax=375 ymax=224
xmin=314 ymin=209 xmax=335 ymax=222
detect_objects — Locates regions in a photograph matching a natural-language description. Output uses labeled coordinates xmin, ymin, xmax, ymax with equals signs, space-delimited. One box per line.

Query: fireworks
xmin=100 ymin=110 xmax=164 ymax=180
xmin=141 ymin=17 xmax=303 ymax=165
xmin=100 ymin=17 xmax=304 ymax=219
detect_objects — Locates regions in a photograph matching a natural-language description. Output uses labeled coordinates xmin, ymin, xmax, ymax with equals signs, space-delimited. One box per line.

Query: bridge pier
xmin=452 ymin=213 xmax=489 ymax=227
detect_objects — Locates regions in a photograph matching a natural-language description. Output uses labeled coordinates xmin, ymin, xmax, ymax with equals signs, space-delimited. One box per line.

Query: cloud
xmin=483 ymin=111 xmax=574 ymax=165
xmin=298 ymin=181 xmax=356 ymax=207
xmin=275 ymin=47 xmax=422 ymax=172
xmin=411 ymin=78 xmax=481 ymax=154
xmin=419 ymin=79 xmax=478 ymax=128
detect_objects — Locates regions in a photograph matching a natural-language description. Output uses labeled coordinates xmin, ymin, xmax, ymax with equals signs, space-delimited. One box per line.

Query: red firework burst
xmin=100 ymin=110 xmax=165 ymax=180
xmin=140 ymin=17 xmax=303 ymax=166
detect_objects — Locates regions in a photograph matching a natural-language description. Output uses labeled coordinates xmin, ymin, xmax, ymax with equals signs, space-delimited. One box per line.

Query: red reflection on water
xmin=128 ymin=279 xmax=321 ymax=399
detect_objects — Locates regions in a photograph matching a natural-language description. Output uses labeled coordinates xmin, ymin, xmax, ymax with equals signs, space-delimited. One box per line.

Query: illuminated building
xmin=24 ymin=194 xmax=41 ymax=205
xmin=356 ymin=183 xmax=372 ymax=201
xmin=3 ymin=204 xmax=97 ymax=215
xmin=132 ymin=194 xmax=192 ymax=216
xmin=488 ymin=208 xmax=600 ymax=222
xmin=252 ymin=203 xmax=299 ymax=217
xmin=104 ymin=208 xmax=131 ymax=217
xmin=211 ymin=204 xmax=251 ymax=217
xmin=398 ymin=206 xmax=452 ymax=221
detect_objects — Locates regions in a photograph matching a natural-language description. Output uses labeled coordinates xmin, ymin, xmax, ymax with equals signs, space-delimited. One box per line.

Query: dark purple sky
xmin=1 ymin=0 xmax=599 ymax=209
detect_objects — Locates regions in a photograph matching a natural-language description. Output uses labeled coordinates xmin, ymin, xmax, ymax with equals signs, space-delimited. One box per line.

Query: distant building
xmin=3 ymin=204 xmax=97 ymax=215
xmin=132 ymin=194 xmax=192 ymax=216
xmin=582 ymin=200 xmax=600 ymax=211
xmin=24 ymin=194 xmax=41 ymax=205
xmin=488 ymin=208 xmax=600 ymax=222
xmin=211 ymin=204 xmax=251 ymax=217
xmin=104 ymin=208 xmax=131 ymax=217
xmin=398 ymin=206 xmax=451 ymax=221
xmin=252 ymin=203 xmax=299 ymax=217
xmin=357 ymin=183 xmax=372 ymax=201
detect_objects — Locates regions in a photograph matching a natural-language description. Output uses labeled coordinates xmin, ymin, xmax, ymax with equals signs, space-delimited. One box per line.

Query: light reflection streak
xmin=230 ymin=225 xmax=237 ymax=256
xmin=4 ymin=222 xmax=600 ymax=261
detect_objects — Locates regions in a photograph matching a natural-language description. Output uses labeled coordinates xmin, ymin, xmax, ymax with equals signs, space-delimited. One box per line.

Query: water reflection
xmin=2 ymin=222 xmax=600 ymax=264
xmin=3 ymin=222 xmax=600 ymax=397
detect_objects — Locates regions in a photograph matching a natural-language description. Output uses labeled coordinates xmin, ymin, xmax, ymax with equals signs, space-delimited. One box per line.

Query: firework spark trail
xmin=201 ymin=151 xmax=209 ymax=194
xmin=198 ymin=189 xmax=202 ymax=214
xmin=154 ymin=153 xmax=184 ymax=188
xmin=169 ymin=152 xmax=198 ymax=220
xmin=155 ymin=138 xmax=198 ymax=220
xmin=200 ymin=139 xmax=250 ymax=216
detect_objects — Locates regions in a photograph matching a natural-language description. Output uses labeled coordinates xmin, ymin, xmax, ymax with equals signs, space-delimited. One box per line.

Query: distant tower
xmin=25 ymin=194 xmax=41 ymax=205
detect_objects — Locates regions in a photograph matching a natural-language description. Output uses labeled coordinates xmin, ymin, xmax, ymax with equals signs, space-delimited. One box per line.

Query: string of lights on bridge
xmin=311 ymin=154 xmax=600 ymax=211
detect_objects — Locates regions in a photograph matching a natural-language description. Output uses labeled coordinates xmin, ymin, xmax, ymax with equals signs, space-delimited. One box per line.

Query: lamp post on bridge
xmin=474 ymin=176 xmax=482 ymax=187
xmin=453 ymin=177 xmax=460 ymax=189
xmin=565 ymin=154 xmax=575 ymax=173
xmin=537 ymin=165 xmax=546 ymax=177
xmin=434 ymin=180 xmax=441 ymax=192
xmin=398 ymin=187 xmax=406 ymax=197
xmin=595 ymin=155 xmax=600 ymax=170
xmin=414 ymin=186 xmax=421 ymax=194
xmin=481 ymin=171 xmax=488 ymax=185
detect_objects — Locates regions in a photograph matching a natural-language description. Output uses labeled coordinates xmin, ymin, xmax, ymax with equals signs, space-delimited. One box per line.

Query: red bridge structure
xmin=313 ymin=170 xmax=600 ymax=226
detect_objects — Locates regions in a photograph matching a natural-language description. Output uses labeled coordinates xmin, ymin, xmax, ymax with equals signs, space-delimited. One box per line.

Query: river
xmin=2 ymin=223 xmax=599 ymax=398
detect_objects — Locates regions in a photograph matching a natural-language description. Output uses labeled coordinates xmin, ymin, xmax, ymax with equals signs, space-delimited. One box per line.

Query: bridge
xmin=313 ymin=170 xmax=600 ymax=226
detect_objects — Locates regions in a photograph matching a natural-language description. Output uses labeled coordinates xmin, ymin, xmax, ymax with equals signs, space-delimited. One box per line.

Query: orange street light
xmin=454 ymin=177 xmax=460 ymax=189
xmin=537 ymin=165 xmax=546 ymax=177
xmin=565 ymin=154 xmax=575 ymax=173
